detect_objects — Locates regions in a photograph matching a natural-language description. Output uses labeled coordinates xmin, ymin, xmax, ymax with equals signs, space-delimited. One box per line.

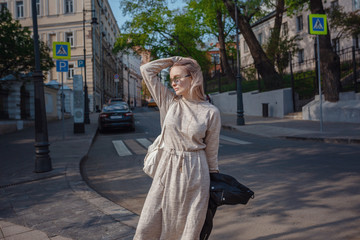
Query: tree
xmin=286 ymin=0 xmax=341 ymax=102
xmin=264 ymin=32 xmax=300 ymax=75
xmin=187 ymin=0 xmax=236 ymax=83
xmin=265 ymin=0 xmax=285 ymax=66
xmin=326 ymin=6 xmax=360 ymax=39
xmin=222 ymin=0 xmax=283 ymax=89
xmin=114 ymin=0 xmax=210 ymax=71
xmin=0 ymin=8 xmax=54 ymax=79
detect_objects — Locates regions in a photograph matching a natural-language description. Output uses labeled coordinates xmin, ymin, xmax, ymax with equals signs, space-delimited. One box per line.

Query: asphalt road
xmin=83 ymin=107 xmax=360 ymax=240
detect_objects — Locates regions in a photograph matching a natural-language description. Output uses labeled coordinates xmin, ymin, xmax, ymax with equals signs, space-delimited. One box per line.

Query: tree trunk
xmin=267 ymin=0 xmax=285 ymax=64
xmin=310 ymin=0 xmax=341 ymax=102
xmin=216 ymin=9 xmax=235 ymax=84
xmin=222 ymin=0 xmax=282 ymax=89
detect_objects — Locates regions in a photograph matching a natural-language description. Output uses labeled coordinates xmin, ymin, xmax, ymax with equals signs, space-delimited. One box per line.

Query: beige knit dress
xmin=134 ymin=57 xmax=221 ymax=240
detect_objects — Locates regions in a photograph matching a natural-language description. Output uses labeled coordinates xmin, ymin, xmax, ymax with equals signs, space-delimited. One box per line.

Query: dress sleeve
xmin=204 ymin=108 xmax=221 ymax=173
xmin=140 ymin=57 xmax=181 ymax=126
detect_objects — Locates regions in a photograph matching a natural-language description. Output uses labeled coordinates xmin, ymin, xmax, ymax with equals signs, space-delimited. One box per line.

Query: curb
xmin=283 ymin=136 xmax=360 ymax=145
xmin=222 ymin=124 xmax=360 ymax=145
xmin=66 ymin=129 xmax=138 ymax=230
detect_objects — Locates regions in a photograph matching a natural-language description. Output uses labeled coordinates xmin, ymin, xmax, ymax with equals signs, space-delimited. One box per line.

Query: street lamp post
xmin=127 ymin=55 xmax=130 ymax=106
xmin=134 ymin=79 xmax=137 ymax=107
xmin=31 ymin=0 xmax=52 ymax=172
xmin=83 ymin=8 xmax=97 ymax=124
xmin=234 ymin=0 xmax=245 ymax=125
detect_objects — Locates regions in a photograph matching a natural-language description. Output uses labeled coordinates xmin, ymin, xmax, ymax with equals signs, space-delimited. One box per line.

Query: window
xmin=68 ymin=64 xmax=74 ymax=79
xmin=212 ymin=54 xmax=220 ymax=64
xmin=332 ymin=38 xmax=340 ymax=53
xmin=36 ymin=0 xmax=40 ymax=16
xmin=354 ymin=0 xmax=360 ymax=10
xmin=296 ymin=15 xmax=303 ymax=32
xmin=282 ymin=22 xmax=288 ymax=35
xmin=298 ymin=49 xmax=304 ymax=64
xmin=16 ymin=1 xmax=24 ymax=18
xmin=64 ymin=0 xmax=73 ymax=13
xmin=354 ymin=34 xmax=360 ymax=49
xmin=48 ymin=33 xmax=56 ymax=48
xmin=257 ymin=33 xmax=263 ymax=45
xmin=331 ymin=0 xmax=339 ymax=8
xmin=0 ymin=3 xmax=7 ymax=11
xmin=65 ymin=32 xmax=74 ymax=46
xmin=244 ymin=41 xmax=249 ymax=53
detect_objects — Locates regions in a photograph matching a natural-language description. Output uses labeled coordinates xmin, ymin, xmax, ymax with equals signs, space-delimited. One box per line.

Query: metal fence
xmin=205 ymin=46 xmax=360 ymax=110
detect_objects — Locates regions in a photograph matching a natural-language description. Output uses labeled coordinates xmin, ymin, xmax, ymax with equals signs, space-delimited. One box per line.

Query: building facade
xmin=239 ymin=0 xmax=360 ymax=73
xmin=0 ymin=0 xmax=142 ymax=113
xmin=122 ymin=49 xmax=142 ymax=108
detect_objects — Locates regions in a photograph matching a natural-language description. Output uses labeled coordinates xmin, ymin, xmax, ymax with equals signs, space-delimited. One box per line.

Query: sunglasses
xmin=170 ymin=74 xmax=191 ymax=83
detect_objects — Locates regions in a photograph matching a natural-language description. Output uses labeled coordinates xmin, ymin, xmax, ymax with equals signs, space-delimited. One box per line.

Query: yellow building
xmin=1 ymin=0 xmax=123 ymax=111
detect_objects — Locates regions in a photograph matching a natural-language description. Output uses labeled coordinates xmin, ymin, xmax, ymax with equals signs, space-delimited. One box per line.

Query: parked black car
xmin=98 ymin=102 xmax=135 ymax=132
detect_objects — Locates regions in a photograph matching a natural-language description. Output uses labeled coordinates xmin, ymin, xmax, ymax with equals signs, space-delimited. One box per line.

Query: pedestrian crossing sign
xmin=308 ymin=14 xmax=327 ymax=35
xmin=53 ymin=42 xmax=71 ymax=59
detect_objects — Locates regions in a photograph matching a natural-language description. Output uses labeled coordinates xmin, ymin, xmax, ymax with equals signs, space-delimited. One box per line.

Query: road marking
xmin=136 ymin=138 xmax=152 ymax=149
xmin=113 ymin=136 xmax=250 ymax=158
xmin=126 ymin=139 xmax=147 ymax=155
xmin=112 ymin=140 xmax=132 ymax=156
xmin=220 ymin=135 xmax=252 ymax=145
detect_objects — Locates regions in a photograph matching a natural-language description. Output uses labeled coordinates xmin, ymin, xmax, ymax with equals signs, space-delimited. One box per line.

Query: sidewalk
xmin=221 ymin=113 xmax=360 ymax=144
xmin=1 ymin=111 xmax=359 ymax=239
xmin=0 ymin=114 xmax=137 ymax=240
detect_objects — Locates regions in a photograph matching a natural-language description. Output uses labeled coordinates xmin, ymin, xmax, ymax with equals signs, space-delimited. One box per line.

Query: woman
xmin=134 ymin=56 xmax=221 ymax=240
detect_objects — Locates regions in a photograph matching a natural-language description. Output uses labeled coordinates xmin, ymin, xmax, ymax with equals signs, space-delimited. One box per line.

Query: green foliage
xmin=206 ymin=70 xmax=318 ymax=100
xmin=242 ymin=66 xmax=257 ymax=81
xmin=114 ymin=0 xmax=211 ymax=71
xmin=284 ymin=0 xmax=309 ymax=16
xmin=326 ymin=6 xmax=360 ymax=38
xmin=263 ymin=32 xmax=301 ymax=75
xmin=233 ymin=0 xmax=275 ymax=24
xmin=187 ymin=0 xmax=235 ymax=38
xmin=206 ymin=76 xmax=263 ymax=93
xmin=0 ymin=8 xmax=54 ymax=78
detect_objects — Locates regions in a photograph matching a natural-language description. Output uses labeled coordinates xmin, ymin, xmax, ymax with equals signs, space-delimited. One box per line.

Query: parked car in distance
xmin=98 ymin=102 xmax=135 ymax=132
xmin=148 ymin=98 xmax=157 ymax=108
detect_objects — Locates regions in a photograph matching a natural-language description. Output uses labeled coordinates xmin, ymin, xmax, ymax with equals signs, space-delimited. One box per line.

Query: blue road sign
xmin=53 ymin=42 xmax=71 ymax=59
xmin=56 ymin=60 xmax=69 ymax=72
xmin=78 ymin=59 xmax=85 ymax=68
xmin=308 ymin=14 xmax=327 ymax=35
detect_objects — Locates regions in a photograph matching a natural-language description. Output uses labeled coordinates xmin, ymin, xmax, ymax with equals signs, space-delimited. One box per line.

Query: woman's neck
xmin=181 ymin=90 xmax=192 ymax=101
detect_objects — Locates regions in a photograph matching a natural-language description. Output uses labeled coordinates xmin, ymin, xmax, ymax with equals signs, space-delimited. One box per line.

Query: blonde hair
xmin=171 ymin=57 xmax=206 ymax=101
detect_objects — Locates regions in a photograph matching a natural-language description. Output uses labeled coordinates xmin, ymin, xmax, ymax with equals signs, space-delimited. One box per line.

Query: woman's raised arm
xmin=140 ymin=57 xmax=181 ymax=125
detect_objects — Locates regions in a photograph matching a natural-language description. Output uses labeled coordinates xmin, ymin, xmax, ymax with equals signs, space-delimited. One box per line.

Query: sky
xmin=108 ymin=0 xmax=186 ymax=31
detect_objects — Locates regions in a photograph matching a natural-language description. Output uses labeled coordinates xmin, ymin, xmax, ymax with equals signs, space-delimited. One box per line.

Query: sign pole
xmin=316 ymin=35 xmax=323 ymax=132
xmin=308 ymin=14 xmax=327 ymax=132
xmin=61 ymin=72 xmax=65 ymax=140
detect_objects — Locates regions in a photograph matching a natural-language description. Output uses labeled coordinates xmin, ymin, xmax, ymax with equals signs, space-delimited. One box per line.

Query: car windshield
xmin=103 ymin=104 xmax=129 ymax=112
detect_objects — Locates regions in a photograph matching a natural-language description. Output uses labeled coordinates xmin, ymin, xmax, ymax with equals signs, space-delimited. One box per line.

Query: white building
xmin=240 ymin=0 xmax=360 ymax=73
xmin=122 ymin=50 xmax=142 ymax=108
